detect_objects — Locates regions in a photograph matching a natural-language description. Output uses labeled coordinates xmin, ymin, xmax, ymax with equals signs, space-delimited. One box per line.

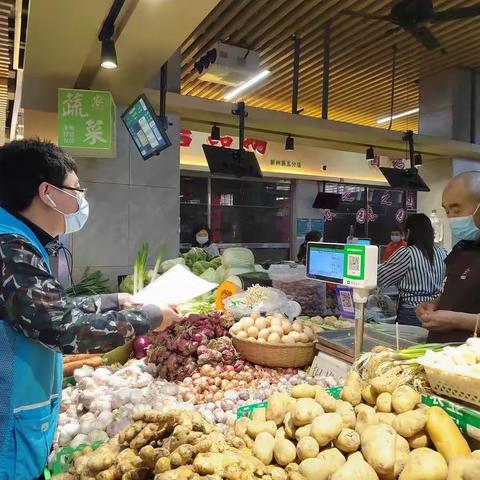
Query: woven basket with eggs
xmin=229 ymin=313 xmax=316 ymax=368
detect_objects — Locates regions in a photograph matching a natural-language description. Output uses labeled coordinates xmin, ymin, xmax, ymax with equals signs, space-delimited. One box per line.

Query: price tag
xmin=309 ymin=352 xmax=350 ymax=381
xmin=335 ymin=285 xmax=355 ymax=319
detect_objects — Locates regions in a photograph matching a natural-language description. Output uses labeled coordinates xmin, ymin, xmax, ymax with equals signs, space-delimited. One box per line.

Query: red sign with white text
xmin=181 ymin=130 xmax=268 ymax=155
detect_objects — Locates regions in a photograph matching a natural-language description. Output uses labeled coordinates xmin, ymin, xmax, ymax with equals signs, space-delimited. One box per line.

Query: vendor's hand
xmin=415 ymin=301 xmax=437 ymax=319
xmin=118 ymin=293 xmax=139 ymax=310
xmin=421 ymin=310 xmax=457 ymax=331
xmin=155 ymin=305 xmax=183 ymax=332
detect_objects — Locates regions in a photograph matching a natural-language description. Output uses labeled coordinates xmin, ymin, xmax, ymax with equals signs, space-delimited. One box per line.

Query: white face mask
xmin=448 ymin=203 xmax=480 ymax=244
xmin=47 ymin=185 xmax=90 ymax=234
xmin=196 ymin=235 xmax=209 ymax=245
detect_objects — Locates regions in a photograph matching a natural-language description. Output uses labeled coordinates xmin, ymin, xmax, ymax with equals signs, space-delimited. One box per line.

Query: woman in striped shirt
xmin=377 ymin=214 xmax=447 ymax=327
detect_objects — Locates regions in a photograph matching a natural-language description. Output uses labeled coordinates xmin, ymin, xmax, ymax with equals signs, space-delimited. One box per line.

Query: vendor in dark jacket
xmin=416 ymin=171 xmax=480 ymax=343
xmin=0 ymin=139 xmax=181 ymax=479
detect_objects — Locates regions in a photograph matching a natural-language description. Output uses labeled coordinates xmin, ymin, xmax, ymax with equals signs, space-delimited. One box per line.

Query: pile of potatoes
xmin=233 ymin=372 xmax=480 ymax=480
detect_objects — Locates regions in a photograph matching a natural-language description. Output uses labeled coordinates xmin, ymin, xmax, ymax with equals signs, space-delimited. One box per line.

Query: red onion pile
xmin=147 ymin=312 xmax=236 ymax=380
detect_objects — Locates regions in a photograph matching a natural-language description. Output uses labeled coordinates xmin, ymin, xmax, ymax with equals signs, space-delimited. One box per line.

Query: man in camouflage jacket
xmin=0 ymin=139 xmax=180 ymax=479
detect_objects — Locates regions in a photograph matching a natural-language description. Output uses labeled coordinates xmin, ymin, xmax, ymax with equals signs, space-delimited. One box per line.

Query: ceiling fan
xmin=343 ymin=0 xmax=480 ymax=50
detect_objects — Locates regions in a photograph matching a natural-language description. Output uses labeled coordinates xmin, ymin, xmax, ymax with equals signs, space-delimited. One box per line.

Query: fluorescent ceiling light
xmin=377 ymin=108 xmax=419 ymax=124
xmin=224 ymin=70 xmax=270 ymax=100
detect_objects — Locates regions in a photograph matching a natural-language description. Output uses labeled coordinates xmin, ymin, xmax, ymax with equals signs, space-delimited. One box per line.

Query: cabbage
xmin=222 ymin=247 xmax=255 ymax=269
xmin=215 ymin=266 xmax=226 ymax=284
xmin=199 ymin=267 xmax=217 ymax=283
xmin=209 ymin=256 xmax=223 ymax=269
xmin=225 ymin=266 xmax=255 ymax=278
xmin=192 ymin=260 xmax=211 ymax=276
xmin=161 ymin=257 xmax=186 ymax=273
xmin=183 ymin=247 xmax=208 ymax=269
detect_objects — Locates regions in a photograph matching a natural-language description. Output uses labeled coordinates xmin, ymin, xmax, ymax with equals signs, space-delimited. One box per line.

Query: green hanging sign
xmin=58 ymin=88 xmax=115 ymax=157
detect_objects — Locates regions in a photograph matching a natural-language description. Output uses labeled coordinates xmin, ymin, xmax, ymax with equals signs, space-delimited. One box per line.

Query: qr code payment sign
xmin=340 ymin=291 xmax=354 ymax=311
xmin=347 ymin=254 xmax=361 ymax=276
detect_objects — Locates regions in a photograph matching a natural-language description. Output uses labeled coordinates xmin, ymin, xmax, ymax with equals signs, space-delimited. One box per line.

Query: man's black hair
xmin=0 ymin=138 xmax=78 ymax=212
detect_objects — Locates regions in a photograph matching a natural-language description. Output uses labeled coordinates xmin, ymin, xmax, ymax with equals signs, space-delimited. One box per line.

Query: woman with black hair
xmin=377 ymin=214 xmax=447 ymax=326
xmin=192 ymin=225 xmax=220 ymax=257
xmin=297 ymin=230 xmax=323 ymax=264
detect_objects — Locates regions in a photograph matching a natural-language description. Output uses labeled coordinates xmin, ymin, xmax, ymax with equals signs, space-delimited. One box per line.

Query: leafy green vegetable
xmin=200 ymin=267 xmax=217 ymax=282
xmin=192 ymin=260 xmax=211 ymax=276
xmin=151 ymin=244 xmax=166 ymax=282
xmin=183 ymin=247 xmax=208 ymax=269
xmin=134 ymin=243 xmax=149 ymax=294
xmin=209 ymin=256 xmax=223 ymax=269
xmin=216 ymin=265 xmax=226 ymax=283
xmin=66 ymin=268 xmax=111 ymax=297
xmin=177 ymin=301 xmax=214 ymax=315
xmin=119 ymin=275 xmax=134 ymax=294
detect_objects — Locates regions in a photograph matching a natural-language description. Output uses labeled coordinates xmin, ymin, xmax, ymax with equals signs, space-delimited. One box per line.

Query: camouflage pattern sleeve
xmin=0 ymin=234 xmax=153 ymax=354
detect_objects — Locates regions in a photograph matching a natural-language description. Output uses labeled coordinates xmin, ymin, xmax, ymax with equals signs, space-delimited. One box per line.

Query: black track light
xmin=366 ymin=145 xmax=375 ymax=161
xmin=285 ymin=134 xmax=294 ymax=151
xmin=211 ymin=124 xmax=220 ymax=140
xmin=414 ymin=152 xmax=422 ymax=167
xmin=194 ymin=60 xmax=204 ymax=74
xmin=101 ymin=39 xmax=118 ymax=69
xmin=207 ymin=48 xmax=217 ymax=64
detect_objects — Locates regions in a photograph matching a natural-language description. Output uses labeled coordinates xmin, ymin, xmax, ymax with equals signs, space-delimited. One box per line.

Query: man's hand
xmin=415 ymin=301 xmax=437 ymax=319
xmin=421 ymin=310 xmax=458 ymax=331
xmin=155 ymin=305 xmax=183 ymax=332
xmin=118 ymin=293 xmax=140 ymax=310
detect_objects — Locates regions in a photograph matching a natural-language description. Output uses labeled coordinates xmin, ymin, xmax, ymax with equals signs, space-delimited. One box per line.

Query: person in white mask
xmin=417 ymin=171 xmax=480 ymax=343
xmin=0 ymin=139 xmax=181 ymax=479
xmin=192 ymin=224 xmax=220 ymax=257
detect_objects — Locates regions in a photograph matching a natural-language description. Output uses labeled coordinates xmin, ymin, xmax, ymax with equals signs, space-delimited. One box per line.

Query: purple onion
xmin=133 ymin=336 xmax=152 ymax=359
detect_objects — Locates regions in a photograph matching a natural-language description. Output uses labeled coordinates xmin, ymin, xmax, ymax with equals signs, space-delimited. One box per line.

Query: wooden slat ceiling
xmin=180 ymin=0 xmax=480 ymax=133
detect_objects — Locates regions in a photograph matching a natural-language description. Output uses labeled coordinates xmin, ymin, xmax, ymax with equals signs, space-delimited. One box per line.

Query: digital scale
xmin=306 ymin=242 xmax=378 ymax=358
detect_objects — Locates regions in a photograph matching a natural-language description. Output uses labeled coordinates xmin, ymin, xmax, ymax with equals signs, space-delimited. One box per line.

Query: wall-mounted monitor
xmin=202 ymin=144 xmax=262 ymax=178
xmin=121 ymin=94 xmax=171 ymax=160
xmin=312 ymin=192 xmax=342 ymax=209
xmin=379 ymin=167 xmax=430 ymax=192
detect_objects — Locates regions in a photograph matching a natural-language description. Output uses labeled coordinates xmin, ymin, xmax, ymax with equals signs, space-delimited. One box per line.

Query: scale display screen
xmin=121 ymin=94 xmax=171 ymax=160
xmin=307 ymin=244 xmax=345 ymax=284
xmin=356 ymin=238 xmax=371 ymax=246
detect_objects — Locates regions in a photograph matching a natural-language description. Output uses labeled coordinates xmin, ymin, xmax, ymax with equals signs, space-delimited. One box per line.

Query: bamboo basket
xmin=232 ymin=335 xmax=315 ymax=368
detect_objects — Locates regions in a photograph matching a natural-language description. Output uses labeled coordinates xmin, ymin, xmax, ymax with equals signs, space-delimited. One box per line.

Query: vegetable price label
xmin=310 ymin=352 xmax=350 ymax=381
xmin=58 ymin=88 xmax=116 ymax=157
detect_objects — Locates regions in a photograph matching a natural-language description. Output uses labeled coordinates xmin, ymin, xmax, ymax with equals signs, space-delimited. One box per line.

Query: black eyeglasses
xmin=53 ymin=185 xmax=87 ymax=198
xmin=61 ymin=186 xmax=86 ymax=194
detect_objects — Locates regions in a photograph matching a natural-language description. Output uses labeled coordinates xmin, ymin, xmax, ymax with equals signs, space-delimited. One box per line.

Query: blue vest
xmin=0 ymin=208 xmax=63 ymax=480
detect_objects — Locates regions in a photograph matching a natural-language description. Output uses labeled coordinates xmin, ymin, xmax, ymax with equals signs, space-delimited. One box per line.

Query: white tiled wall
xmin=71 ymin=109 xmax=180 ymax=290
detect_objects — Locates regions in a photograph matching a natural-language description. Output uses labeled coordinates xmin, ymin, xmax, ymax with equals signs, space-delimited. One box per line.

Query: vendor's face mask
xmin=196 ymin=235 xmax=209 ymax=245
xmin=448 ymin=202 xmax=480 ymax=243
xmin=46 ymin=185 xmax=90 ymax=234
xmin=391 ymin=235 xmax=401 ymax=243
